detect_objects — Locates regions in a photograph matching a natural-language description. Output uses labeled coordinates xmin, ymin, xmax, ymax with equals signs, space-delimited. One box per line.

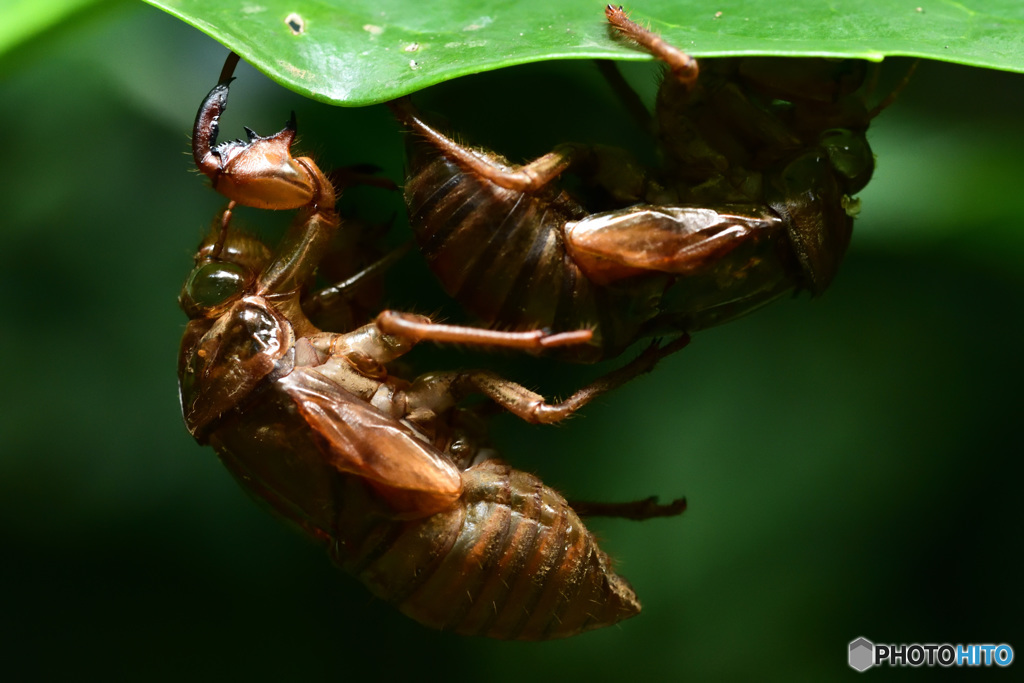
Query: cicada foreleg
xmin=191 ymin=52 xmax=240 ymax=177
xmin=597 ymin=4 xmax=703 ymax=136
xmin=192 ymin=52 xmax=335 ymax=214
xmin=255 ymin=204 xmax=340 ymax=298
xmin=605 ymin=5 xmax=698 ymax=88
xmin=191 ymin=53 xmax=347 ymax=301
xmin=196 ymin=201 xmax=239 ymax=262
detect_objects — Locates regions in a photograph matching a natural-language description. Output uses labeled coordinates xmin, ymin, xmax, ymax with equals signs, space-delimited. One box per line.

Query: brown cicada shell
xmin=392 ymin=5 xmax=913 ymax=361
xmin=181 ymin=56 xmax=687 ymax=639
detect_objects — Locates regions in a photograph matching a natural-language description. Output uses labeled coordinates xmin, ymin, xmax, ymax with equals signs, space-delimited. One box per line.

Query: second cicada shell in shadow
xmin=393 ymin=5 xmax=911 ymax=362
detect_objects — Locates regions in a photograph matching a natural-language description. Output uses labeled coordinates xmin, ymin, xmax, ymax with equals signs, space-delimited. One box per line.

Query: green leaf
xmin=145 ymin=0 xmax=1024 ymax=106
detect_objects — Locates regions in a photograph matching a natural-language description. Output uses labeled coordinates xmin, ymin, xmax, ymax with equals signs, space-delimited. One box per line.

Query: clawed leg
xmin=391 ymin=98 xmax=584 ymax=193
xmin=453 ymin=334 xmax=689 ymax=423
xmin=400 ymin=334 xmax=689 ymax=424
xmin=392 ymin=97 xmax=653 ymax=204
xmin=192 ymin=51 xmax=334 ymax=213
xmin=375 ymin=310 xmax=593 ymax=350
xmin=605 ymin=5 xmax=699 ymax=88
xmin=571 ymin=495 xmax=687 ymax=520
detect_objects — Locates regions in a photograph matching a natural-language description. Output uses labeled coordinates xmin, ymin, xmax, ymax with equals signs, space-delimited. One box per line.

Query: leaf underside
xmin=145 ymin=0 xmax=1024 ymax=105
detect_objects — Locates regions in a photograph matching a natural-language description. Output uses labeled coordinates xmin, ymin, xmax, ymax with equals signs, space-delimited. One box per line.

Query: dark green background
xmin=0 ymin=2 xmax=1020 ymax=680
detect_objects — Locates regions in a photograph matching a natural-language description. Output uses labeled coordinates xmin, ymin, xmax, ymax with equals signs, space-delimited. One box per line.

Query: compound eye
xmin=185 ymin=261 xmax=249 ymax=309
xmin=820 ymin=129 xmax=874 ymax=194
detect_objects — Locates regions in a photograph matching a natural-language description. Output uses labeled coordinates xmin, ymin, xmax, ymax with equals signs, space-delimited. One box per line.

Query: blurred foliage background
xmin=0 ymin=2 xmax=1021 ymax=680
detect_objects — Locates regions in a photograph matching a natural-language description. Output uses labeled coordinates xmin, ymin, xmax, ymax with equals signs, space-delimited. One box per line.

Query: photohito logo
xmin=848 ymin=637 xmax=1014 ymax=671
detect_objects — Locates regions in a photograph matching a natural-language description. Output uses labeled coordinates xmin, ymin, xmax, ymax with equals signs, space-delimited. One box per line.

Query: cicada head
xmin=819 ymin=128 xmax=875 ymax=195
xmin=767 ymin=151 xmax=854 ymax=296
xmin=177 ymin=222 xmax=289 ymax=439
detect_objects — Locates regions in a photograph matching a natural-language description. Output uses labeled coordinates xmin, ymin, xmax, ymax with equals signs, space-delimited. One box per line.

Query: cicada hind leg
xmin=391 ymin=332 xmax=691 ymax=425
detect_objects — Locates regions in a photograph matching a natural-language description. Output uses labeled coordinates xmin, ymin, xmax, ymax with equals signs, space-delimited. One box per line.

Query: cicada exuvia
xmin=393 ymin=5 xmax=912 ymax=361
xmin=180 ymin=54 xmax=687 ymax=639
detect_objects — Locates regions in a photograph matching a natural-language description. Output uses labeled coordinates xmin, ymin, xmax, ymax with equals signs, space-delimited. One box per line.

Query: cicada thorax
xmin=655 ymin=58 xmax=872 ymax=192
xmin=404 ymin=137 xmax=665 ymax=361
xmin=332 ymin=458 xmax=640 ymax=640
xmin=582 ymin=206 xmax=805 ymax=334
xmin=653 ymin=57 xmax=876 ymax=293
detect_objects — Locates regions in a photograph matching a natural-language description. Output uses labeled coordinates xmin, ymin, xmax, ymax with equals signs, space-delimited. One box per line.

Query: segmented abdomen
xmin=206 ymin=376 xmax=638 ymax=639
xmin=335 ymin=458 xmax=641 ymax=640
xmin=404 ymin=142 xmax=617 ymax=341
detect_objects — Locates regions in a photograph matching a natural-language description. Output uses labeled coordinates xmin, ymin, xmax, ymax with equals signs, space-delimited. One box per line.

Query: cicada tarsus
xmin=392 ymin=5 xmax=913 ymax=361
xmin=181 ymin=55 xmax=687 ymax=639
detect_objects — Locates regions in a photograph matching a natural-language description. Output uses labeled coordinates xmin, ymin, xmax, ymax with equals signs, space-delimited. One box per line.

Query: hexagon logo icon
xmin=849 ymin=637 xmax=874 ymax=672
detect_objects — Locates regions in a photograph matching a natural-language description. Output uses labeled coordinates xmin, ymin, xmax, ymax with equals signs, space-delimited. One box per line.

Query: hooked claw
xmin=191 ymin=53 xmax=333 ymax=211
xmin=192 ymin=82 xmax=230 ymax=176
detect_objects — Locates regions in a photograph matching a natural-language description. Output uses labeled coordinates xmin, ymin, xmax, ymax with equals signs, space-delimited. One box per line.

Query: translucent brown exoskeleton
xmin=393 ymin=5 xmax=913 ymax=361
xmin=181 ymin=54 xmax=688 ymax=639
